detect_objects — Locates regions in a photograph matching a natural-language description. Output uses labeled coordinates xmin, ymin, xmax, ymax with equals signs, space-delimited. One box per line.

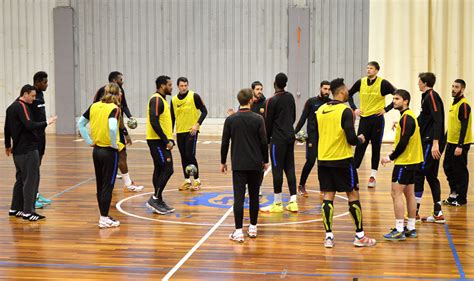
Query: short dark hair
xmin=33 ymin=71 xmax=48 ymax=83
xmin=330 ymin=78 xmax=345 ymax=95
xmin=20 ymin=84 xmax=36 ymax=97
xmin=454 ymin=79 xmax=466 ymax=88
xmin=418 ymin=72 xmax=436 ymax=87
xmin=155 ymin=75 xmax=171 ymax=89
xmin=320 ymin=80 xmax=330 ymax=87
xmin=275 ymin=73 xmax=288 ymax=89
xmin=394 ymin=89 xmax=411 ymax=105
xmin=177 ymin=77 xmax=188 ymax=85
xmin=251 ymin=81 xmax=263 ymax=90
xmin=237 ymin=88 xmax=253 ymax=106
xmin=368 ymin=61 xmax=380 ymax=71
xmin=108 ymin=71 xmax=122 ymax=82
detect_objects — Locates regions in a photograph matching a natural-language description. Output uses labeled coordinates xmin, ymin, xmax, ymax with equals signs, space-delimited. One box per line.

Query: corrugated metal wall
xmin=0 ymin=0 xmax=369 ymax=119
xmin=308 ymin=0 xmax=369 ymax=100
xmin=72 ymin=0 xmax=291 ymax=118
xmin=0 ymin=0 xmax=60 ymax=119
xmin=71 ymin=0 xmax=369 ymax=118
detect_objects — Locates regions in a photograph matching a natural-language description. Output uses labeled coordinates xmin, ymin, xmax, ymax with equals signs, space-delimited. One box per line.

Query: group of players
xmin=4 ymin=62 xmax=471 ymax=248
xmin=221 ymin=62 xmax=471 ymax=247
xmin=76 ymin=74 xmax=208 ymax=228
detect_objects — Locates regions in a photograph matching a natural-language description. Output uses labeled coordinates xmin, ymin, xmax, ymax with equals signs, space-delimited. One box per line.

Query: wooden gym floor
xmin=0 ymin=135 xmax=472 ymax=280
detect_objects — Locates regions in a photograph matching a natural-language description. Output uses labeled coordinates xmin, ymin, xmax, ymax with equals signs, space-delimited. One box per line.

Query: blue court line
xmin=444 ymin=224 xmax=466 ymax=279
xmin=0 ymin=261 xmax=464 ymax=280
xmin=48 ymin=177 xmax=95 ymax=199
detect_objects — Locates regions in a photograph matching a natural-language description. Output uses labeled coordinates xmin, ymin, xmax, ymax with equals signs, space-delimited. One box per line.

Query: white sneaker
xmin=324 ymin=236 xmax=334 ymax=248
xmin=229 ymin=231 xmax=244 ymax=242
xmin=98 ymin=216 xmax=120 ymax=228
xmin=125 ymin=182 xmax=144 ymax=192
xmin=247 ymin=225 xmax=257 ymax=238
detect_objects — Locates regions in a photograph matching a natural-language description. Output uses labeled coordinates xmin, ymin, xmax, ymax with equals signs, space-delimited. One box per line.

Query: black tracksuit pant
xmin=299 ymin=140 xmax=317 ymax=186
xmin=354 ymin=115 xmax=384 ymax=170
xmin=148 ymin=140 xmax=174 ymax=200
xmin=270 ymin=142 xmax=297 ymax=195
xmin=92 ymin=147 xmax=119 ymax=217
xmin=177 ymin=132 xmax=199 ymax=179
xmin=11 ymin=150 xmax=40 ymax=214
xmin=443 ymin=143 xmax=470 ymax=204
xmin=233 ymin=170 xmax=262 ymax=229
xmin=414 ymin=140 xmax=442 ymax=205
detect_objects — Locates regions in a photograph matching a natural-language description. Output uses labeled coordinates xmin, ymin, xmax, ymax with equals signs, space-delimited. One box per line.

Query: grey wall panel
xmin=54 ymin=7 xmax=75 ymax=134
xmin=71 ymin=0 xmax=292 ymax=118
xmin=0 ymin=0 xmax=58 ymax=119
xmin=308 ymin=0 xmax=369 ymax=104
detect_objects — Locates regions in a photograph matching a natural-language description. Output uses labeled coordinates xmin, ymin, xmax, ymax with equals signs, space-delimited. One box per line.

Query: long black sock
xmin=349 ymin=200 xmax=363 ymax=233
xmin=322 ymin=200 xmax=334 ymax=233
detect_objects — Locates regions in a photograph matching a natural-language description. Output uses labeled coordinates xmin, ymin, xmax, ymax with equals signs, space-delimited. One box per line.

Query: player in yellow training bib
xmin=348 ymin=61 xmax=396 ymax=188
xmin=171 ymin=77 xmax=208 ymax=192
xmin=443 ymin=79 xmax=472 ymax=207
xmin=381 ymin=89 xmax=423 ymax=241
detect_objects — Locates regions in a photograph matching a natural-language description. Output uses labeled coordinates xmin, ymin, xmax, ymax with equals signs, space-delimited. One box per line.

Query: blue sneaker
xmin=404 ymin=227 xmax=417 ymax=238
xmin=37 ymin=194 xmax=52 ymax=205
xmin=35 ymin=201 xmax=44 ymax=209
xmin=383 ymin=228 xmax=406 ymax=241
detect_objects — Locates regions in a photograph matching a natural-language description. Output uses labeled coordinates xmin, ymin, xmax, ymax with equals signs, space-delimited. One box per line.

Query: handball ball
xmin=185 ymin=164 xmax=198 ymax=176
xmin=127 ymin=118 xmax=138 ymax=129
xmin=295 ymin=130 xmax=308 ymax=143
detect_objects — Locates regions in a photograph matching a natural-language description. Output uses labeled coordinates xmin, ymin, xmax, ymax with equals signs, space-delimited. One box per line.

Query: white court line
xmin=163 ymin=167 xmax=272 ymax=280
xmin=73 ymin=139 xmax=84 ymax=142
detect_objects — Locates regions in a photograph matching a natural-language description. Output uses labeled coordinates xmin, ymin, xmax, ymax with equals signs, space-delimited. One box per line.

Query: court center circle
xmin=116 ymin=186 xmax=349 ymax=227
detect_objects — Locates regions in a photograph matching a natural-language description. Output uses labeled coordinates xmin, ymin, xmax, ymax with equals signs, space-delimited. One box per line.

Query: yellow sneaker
xmin=286 ymin=201 xmax=299 ymax=212
xmin=179 ymin=181 xmax=191 ymax=191
xmin=191 ymin=180 xmax=201 ymax=191
xmin=260 ymin=202 xmax=284 ymax=213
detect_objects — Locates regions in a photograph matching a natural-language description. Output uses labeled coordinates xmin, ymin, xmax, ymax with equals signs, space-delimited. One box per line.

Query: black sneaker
xmin=22 ymin=213 xmax=46 ymax=221
xmin=161 ymin=201 xmax=175 ymax=213
xmin=404 ymin=227 xmax=418 ymax=238
xmin=9 ymin=210 xmax=24 ymax=217
xmin=449 ymin=200 xmax=467 ymax=207
xmin=442 ymin=196 xmax=457 ymax=205
xmin=146 ymin=197 xmax=168 ymax=214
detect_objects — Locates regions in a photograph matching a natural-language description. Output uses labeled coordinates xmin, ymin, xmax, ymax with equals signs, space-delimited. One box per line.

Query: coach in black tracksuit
xmin=294 ymin=80 xmax=331 ymax=195
xmin=414 ymin=72 xmax=445 ymax=220
xmin=5 ymin=84 xmax=56 ymax=221
xmin=262 ymin=73 xmax=299 ymax=213
xmin=221 ymin=88 xmax=268 ymax=238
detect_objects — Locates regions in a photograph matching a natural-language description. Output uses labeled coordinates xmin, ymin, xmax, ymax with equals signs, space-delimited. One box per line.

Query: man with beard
xmin=294 ymin=80 xmax=331 ymax=196
xmin=443 ymin=79 xmax=471 ymax=206
xmin=227 ymin=81 xmax=266 ymax=116
xmin=316 ymin=78 xmax=375 ymax=248
xmin=145 ymin=76 xmax=175 ymax=215
xmin=381 ymin=90 xmax=423 ymax=240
